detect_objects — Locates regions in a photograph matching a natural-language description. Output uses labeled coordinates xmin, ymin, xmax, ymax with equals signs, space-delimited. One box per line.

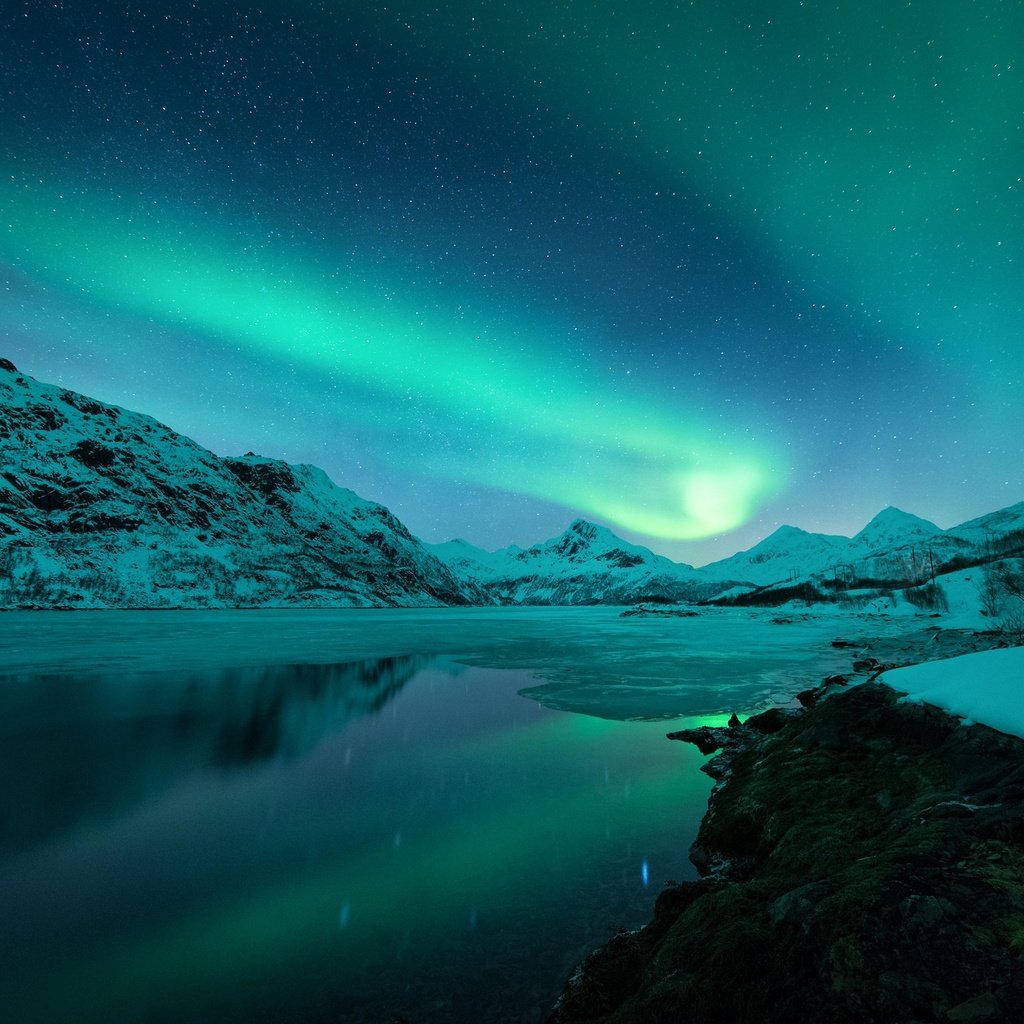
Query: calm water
xmin=0 ymin=608 xmax=857 ymax=1022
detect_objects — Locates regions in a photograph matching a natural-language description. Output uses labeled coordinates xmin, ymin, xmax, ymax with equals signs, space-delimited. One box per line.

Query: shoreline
xmin=549 ymin=628 xmax=1024 ymax=1024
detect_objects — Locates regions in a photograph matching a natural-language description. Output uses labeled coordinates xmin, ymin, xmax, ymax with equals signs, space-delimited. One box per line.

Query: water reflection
xmin=0 ymin=610 xmax=871 ymax=1022
xmin=206 ymin=655 xmax=428 ymax=764
xmin=0 ymin=655 xmax=428 ymax=853
xmin=0 ymin=655 xmax=712 ymax=1024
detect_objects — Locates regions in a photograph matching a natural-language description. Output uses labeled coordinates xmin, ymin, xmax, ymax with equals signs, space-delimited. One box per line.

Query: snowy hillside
xmin=425 ymin=538 xmax=524 ymax=582
xmin=850 ymin=506 xmax=942 ymax=553
xmin=428 ymin=520 xmax=735 ymax=605
xmin=0 ymin=360 xmax=479 ymax=608
xmin=702 ymin=505 xmax=1007 ymax=593
xmin=3 ymin=358 xmax=1022 ymax=612
xmin=946 ymin=501 xmax=1024 ymax=550
xmin=700 ymin=524 xmax=851 ymax=587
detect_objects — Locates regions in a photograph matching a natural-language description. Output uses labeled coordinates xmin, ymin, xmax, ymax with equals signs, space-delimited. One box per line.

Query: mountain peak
xmin=766 ymin=524 xmax=809 ymax=539
xmin=551 ymin=519 xmax=602 ymax=558
xmin=855 ymin=506 xmax=941 ymax=542
xmin=867 ymin=504 xmax=916 ymax=523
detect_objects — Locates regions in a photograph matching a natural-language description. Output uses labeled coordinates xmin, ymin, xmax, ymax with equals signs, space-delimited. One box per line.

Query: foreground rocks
xmin=549 ymin=682 xmax=1024 ymax=1023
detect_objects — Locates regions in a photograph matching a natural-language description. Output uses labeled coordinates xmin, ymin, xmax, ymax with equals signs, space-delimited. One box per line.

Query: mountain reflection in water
xmin=0 ymin=654 xmax=428 ymax=853
xmin=0 ymin=608 xmax=856 ymax=1024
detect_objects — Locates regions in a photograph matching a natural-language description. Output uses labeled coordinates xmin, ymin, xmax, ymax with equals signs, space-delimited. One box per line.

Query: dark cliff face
xmin=551 ymin=683 xmax=1024 ymax=1024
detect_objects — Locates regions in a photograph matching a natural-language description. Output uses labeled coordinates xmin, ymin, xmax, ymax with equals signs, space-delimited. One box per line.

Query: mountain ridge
xmin=426 ymin=517 xmax=723 ymax=605
xmin=0 ymin=360 xmax=480 ymax=608
xmin=2 ymin=358 xmax=1022 ymax=608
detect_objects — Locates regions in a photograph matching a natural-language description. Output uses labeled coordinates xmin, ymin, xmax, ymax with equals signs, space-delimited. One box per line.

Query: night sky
xmin=2 ymin=1 xmax=1021 ymax=565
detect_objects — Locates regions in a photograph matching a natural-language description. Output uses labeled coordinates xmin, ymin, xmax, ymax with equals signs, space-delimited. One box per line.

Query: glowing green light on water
xmin=0 ymin=173 xmax=782 ymax=540
xmin=11 ymin=713 xmax=713 ymax=1024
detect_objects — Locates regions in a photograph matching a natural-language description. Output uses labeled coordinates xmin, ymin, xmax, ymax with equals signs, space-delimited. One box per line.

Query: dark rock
xmin=224 ymin=457 xmax=301 ymax=499
xmin=552 ymin=683 xmax=1024 ymax=1024
xmin=0 ymin=357 xmax=16 ymax=372
xmin=621 ymin=603 xmax=700 ymax=617
xmin=549 ymin=928 xmax=645 ymax=1021
xmin=58 ymin=389 xmax=105 ymax=416
xmin=598 ymin=549 xmax=644 ymax=568
xmin=666 ymin=726 xmax=733 ymax=756
xmin=824 ymin=673 xmax=848 ymax=687
xmin=796 ymin=687 xmax=822 ymax=708
xmin=743 ymin=707 xmax=792 ymax=734
xmin=23 ymin=403 xmax=65 ymax=430
xmin=946 ymin=991 xmax=1001 ymax=1022
xmin=69 ymin=439 xmax=116 ymax=469
xmin=767 ymin=881 xmax=828 ymax=926
xmin=831 ymin=638 xmax=855 ymax=647
xmin=852 ymin=657 xmax=879 ymax=671
xmin=727 ymin=712 xmax=741 ymax=729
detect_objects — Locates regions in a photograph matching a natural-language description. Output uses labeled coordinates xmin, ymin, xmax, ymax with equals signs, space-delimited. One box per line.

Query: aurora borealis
xmin=2 ymin=1 xmax=1021 ymax=562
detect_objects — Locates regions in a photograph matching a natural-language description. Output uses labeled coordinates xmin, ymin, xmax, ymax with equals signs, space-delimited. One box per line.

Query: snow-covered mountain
xmin=699 ymin=524 xmax=851 ymax=587
xmin=0 ymin=359 xmax=479 ymax=608
xmin=851 ymin=506 xmax=943 ymax=553
xmin=427 ymin=520 xmax=737 ymax=605
xmin=425 ymin=537 xmax=525 ymax=581
xmin=429 ymin=501 xmax=1021 ymax=606
xmin=946 ymin=501 xmax=1024 ymax=550
xmin=2 ymin=358 xmax=1021 ymax=610
xmin=700 ymin=506 xmax=1001 ymax=592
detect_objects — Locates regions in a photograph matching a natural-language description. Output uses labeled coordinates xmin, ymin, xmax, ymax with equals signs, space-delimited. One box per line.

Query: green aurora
xmin=1 ymin=0 xmax=1021 ymax=555
xmin=1 ymin=170 xmax=781 ymax=539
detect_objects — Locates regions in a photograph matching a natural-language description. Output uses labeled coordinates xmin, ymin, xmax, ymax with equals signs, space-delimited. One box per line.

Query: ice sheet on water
xmin=0 ymin=606 xmax=870 ymax=720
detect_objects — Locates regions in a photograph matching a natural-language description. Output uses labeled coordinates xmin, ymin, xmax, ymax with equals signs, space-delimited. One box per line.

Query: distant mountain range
xmin=2 ymin=358 xmax=1021 ymax=609
xmin=699 ymin=504 xmax=1024 ymax=594
xmin=426 ymin=521 xmax=728 ymax=605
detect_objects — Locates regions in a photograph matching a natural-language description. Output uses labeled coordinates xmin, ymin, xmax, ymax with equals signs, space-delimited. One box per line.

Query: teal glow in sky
xmin=1 ymin=1 xmax=1021 ymax=561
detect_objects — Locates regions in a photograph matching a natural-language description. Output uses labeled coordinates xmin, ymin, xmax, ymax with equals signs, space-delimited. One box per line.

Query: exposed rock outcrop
xmin=550 ymin=683 xmax=1024 ymax=1023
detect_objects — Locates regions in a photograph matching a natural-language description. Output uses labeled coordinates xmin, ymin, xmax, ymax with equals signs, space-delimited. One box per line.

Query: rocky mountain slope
xmin=2 ymin=358 xmax=1021 ymax=609
xmin=700 ymin=506 xmax=959 ymax=588
xmin=0 ymin=359 xmax=478 ymax=608
xmin=700 ymin=504 xmax=1024 ymax=599
xmin=428 ymin=505 xmax=1023 ymax=609
xmin=698 ymin=523 xmax=853 ymax=588
xmin=427 ymin=521 xmax=731 ymax=605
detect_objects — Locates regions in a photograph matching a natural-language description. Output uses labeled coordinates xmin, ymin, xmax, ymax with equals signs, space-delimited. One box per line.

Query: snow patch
xmin=884 ymin=647 xmax=1024 ymax=739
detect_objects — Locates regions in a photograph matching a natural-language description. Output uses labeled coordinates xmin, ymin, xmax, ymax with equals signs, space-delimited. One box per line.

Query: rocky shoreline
xmin=549 ymin=629 xmax=1024 ymax=1024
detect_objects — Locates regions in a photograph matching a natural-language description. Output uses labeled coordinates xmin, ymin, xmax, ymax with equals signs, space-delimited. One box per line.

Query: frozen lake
xmin=0 ymin=607 xmax=860 ymax=1022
